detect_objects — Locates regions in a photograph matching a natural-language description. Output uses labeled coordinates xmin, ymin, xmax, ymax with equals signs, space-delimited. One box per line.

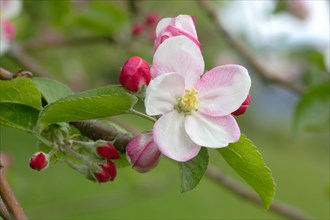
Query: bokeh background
xmin=1 ymin=0 xmax=329 ymax=219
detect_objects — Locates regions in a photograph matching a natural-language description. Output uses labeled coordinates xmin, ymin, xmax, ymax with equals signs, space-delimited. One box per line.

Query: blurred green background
xmin=1 ymin=0 xmax=329 ymax=219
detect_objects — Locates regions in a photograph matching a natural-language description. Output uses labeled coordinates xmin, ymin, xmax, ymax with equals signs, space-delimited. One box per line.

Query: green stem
xmin=129 ymin=109 xmax=157 ymax=122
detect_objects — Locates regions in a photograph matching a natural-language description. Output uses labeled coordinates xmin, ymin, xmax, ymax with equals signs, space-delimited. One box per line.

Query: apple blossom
xmin=154 ymin=14 xmax=201 ymax=51
xmin=119 ymin=56 xmax=151 ymax=92
xmin=29 ymin=152 xmax=48 ymax=171
xmin=126 ymin=132 xmax=161 ymax=173
xmin=0 ymin=0 xmax=22 ymax=55
xmin=145 ymin=36 xmax=251 ymax=162
xmin=232 ymin=94 xmax=251 ymax=116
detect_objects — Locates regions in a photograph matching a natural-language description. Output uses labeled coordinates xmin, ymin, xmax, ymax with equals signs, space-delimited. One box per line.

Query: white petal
xmin=197 ymin=65 xmax=251 ymax=116
xmin=153 ymin=110 xmax=201 ymax=162
xmin=155 ymin=17 xmax=173 ymax=36
xmin=185 ymin=112 xmax=240 ymax=148
xmin=145 ymin=72 xmax=185 ymax=116
xmin=151 ymin=36 xmax=204 ymax=89
xmin=0 ymin=0 xmax=23 ymax=19
xmin=174 ymin=15 xmax=198 ymax=38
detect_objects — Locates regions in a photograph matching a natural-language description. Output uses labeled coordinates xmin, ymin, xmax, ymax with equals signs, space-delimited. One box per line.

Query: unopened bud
xmin=132 ymin=23 xmax=144 ymax=36
xmin=29 ymin=152 xmax=48 ymax=171
xmin=94 ymin=161 xmax=117 ymax=183
xmin=232 ymin=94 xmax=251 ymax=116
xmin=119 ymin=56 xmax=151 ymax=92
xmin=145 ymin=12 xmax=160 ymax=26
xmin=126 ymin=132 xmax=161 ymax=173
xmin=96 ymin=143 xmax=120 ymax=161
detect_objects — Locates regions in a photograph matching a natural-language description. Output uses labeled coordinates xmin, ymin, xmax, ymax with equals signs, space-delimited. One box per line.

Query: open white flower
xmin=145 ymin=36 xmax=251 ymax=162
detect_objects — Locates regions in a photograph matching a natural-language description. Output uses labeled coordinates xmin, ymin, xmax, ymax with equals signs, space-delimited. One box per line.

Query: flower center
xmin=177 ymin=88 xmax=199 ymax=113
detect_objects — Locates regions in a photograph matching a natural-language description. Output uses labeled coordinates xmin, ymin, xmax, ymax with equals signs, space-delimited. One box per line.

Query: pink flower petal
xmin=185 ymin=112 xmax=240 ymax=148
xmin=174 ymin=15 xmax=198 ymax=38
xmin=197 ymin=64 xmax=251 ymax=116
xmin=153 ymin=110 xmax=201 ymax=162
xmin=145 ymin=72 xmax=185 ymax=116
xmin=151 ymin=36 xmax=204 ymax=89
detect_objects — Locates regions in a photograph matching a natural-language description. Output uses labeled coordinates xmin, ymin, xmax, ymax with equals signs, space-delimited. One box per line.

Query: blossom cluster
xmin=121 ymin=15 xmax=251 ymax=172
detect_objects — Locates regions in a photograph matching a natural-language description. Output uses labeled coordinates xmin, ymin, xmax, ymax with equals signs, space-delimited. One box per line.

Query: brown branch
xmin=71 ymin=120 xmax=132 ymax=153
xmin=0 ymin=164 xmax=28 ymax=220
xmin=0 ymin=195 xmax=12 ymax=220
xmin=0 ymin=68 xmax=14 ymax=80
xmin=206 ymin=165 xmax=312 ymax=220
xmin=198 ymin=0 xmax=306 ymax=94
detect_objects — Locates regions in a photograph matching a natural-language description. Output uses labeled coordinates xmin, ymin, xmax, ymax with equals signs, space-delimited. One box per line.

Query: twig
xmin=7 ymin=45 xmax=53 ymax=78
xmin=21 ymin=36 xmax=116 ymax=50
xmin=198 ymin=0 xmax=306 ymax=94
xmin=0 ymin=68 xmax=14 ymax=80
xmin=0 ymin=194 xmax=12 ymax=220
xmin=0 ymin=163 xmax=28 ymax=220
xmin=71 ymin=120 xmax=132 ymax=153
xmin=205 ymin=165 xmax=312 ymax=220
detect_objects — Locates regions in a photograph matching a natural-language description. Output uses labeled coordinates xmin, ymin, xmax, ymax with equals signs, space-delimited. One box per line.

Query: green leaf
xmin=0 ymin=77 xmax=42 ymax=110
xmin=0 ymin=103 xmax=39 ymax=132
xmin=294 ymin=82 xmax=330 ymax=132
xmin=218 ymin=135 xmax=275 ymax=208
xmin=37 ymin=86 xmax=137 ymax=131
xmin=179 ymin=147 xmax=209 ymax=193
xmin=32 ymin=77 xmax=73 ymax=104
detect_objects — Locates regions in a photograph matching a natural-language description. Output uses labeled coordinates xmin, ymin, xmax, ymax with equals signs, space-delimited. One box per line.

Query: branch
xmin=0 ymin=163 xmax=28 ymax=220
xmin=71 ymin=120 xmax=132 ymax=153
xmin=21 ymin=36 xmax=116 ymax=50
xmin=7 ymin=45 xmax=53 ymax=78
xmin=205 ymin=165 xmax=312 ymax=220
xmin=198 ymin=0 xmax=306 ymax=94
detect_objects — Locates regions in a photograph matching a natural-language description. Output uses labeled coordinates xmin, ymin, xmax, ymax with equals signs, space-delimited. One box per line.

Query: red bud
xmin=29 ymin=152 xmax=48 ymax=171
xmin=232 ymin=94 xmax=251 ymax=116
xmin=94 ymin=161 xmax=117 ymax=183
xmin=119 ymin=56 xmax=151 ymax=92
xmin=96 ymin=143 xmax=120 ymax=160
xmin=145 ymin=13 xmax=160 ymax=26
xmin=132 ymin=23 xmax=144 ymax=36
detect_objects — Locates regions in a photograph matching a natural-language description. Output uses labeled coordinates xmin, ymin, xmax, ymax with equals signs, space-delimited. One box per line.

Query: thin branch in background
xmin=205 ymin=165 xmax=312 ymax=220
xmin=198 ymin=0 xmax=306 ymax=94
xmin=0 ymin=163 xmax=28 ymax=220
xmin=8 ymin=45 xmax=53 ymax=78
xmin=21 ymin=36 xmax=116 ymax=51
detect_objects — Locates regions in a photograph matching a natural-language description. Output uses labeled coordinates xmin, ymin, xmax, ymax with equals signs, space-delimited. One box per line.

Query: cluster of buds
xmin=131 ymin=12 xmax=160 ymax=38
xmin=92 ymin=142 xmax=120 ymax=183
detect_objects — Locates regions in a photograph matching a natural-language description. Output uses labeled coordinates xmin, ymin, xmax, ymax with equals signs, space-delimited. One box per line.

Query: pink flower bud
xmin=154 ymin=14 xmax=201 ymax=51
xmin=132 ymin=23 xmax=145 ymax=36
xmin=29 ymin=152 xmax=48 ymax=171
xmin=126 ymin=133 xmax=161 ymax=173
xmin=145 ymin=12 xmax=160 ymax=26
xmin=94 ymin=161 xmax=117 ymax=183
xmin=96 ymin=143 xmax=120 ymax=161
xmin=119 ymin=56 xmax=151 ymax=92
xmin=4 ymin=20 xmax=15 ymax=41
xmin=232 ymin=94 xmax=251 ymax=116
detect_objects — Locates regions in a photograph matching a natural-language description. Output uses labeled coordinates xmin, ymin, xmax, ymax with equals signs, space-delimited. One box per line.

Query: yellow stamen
xmin=178 ymin=88 xmax=199 ymax=113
